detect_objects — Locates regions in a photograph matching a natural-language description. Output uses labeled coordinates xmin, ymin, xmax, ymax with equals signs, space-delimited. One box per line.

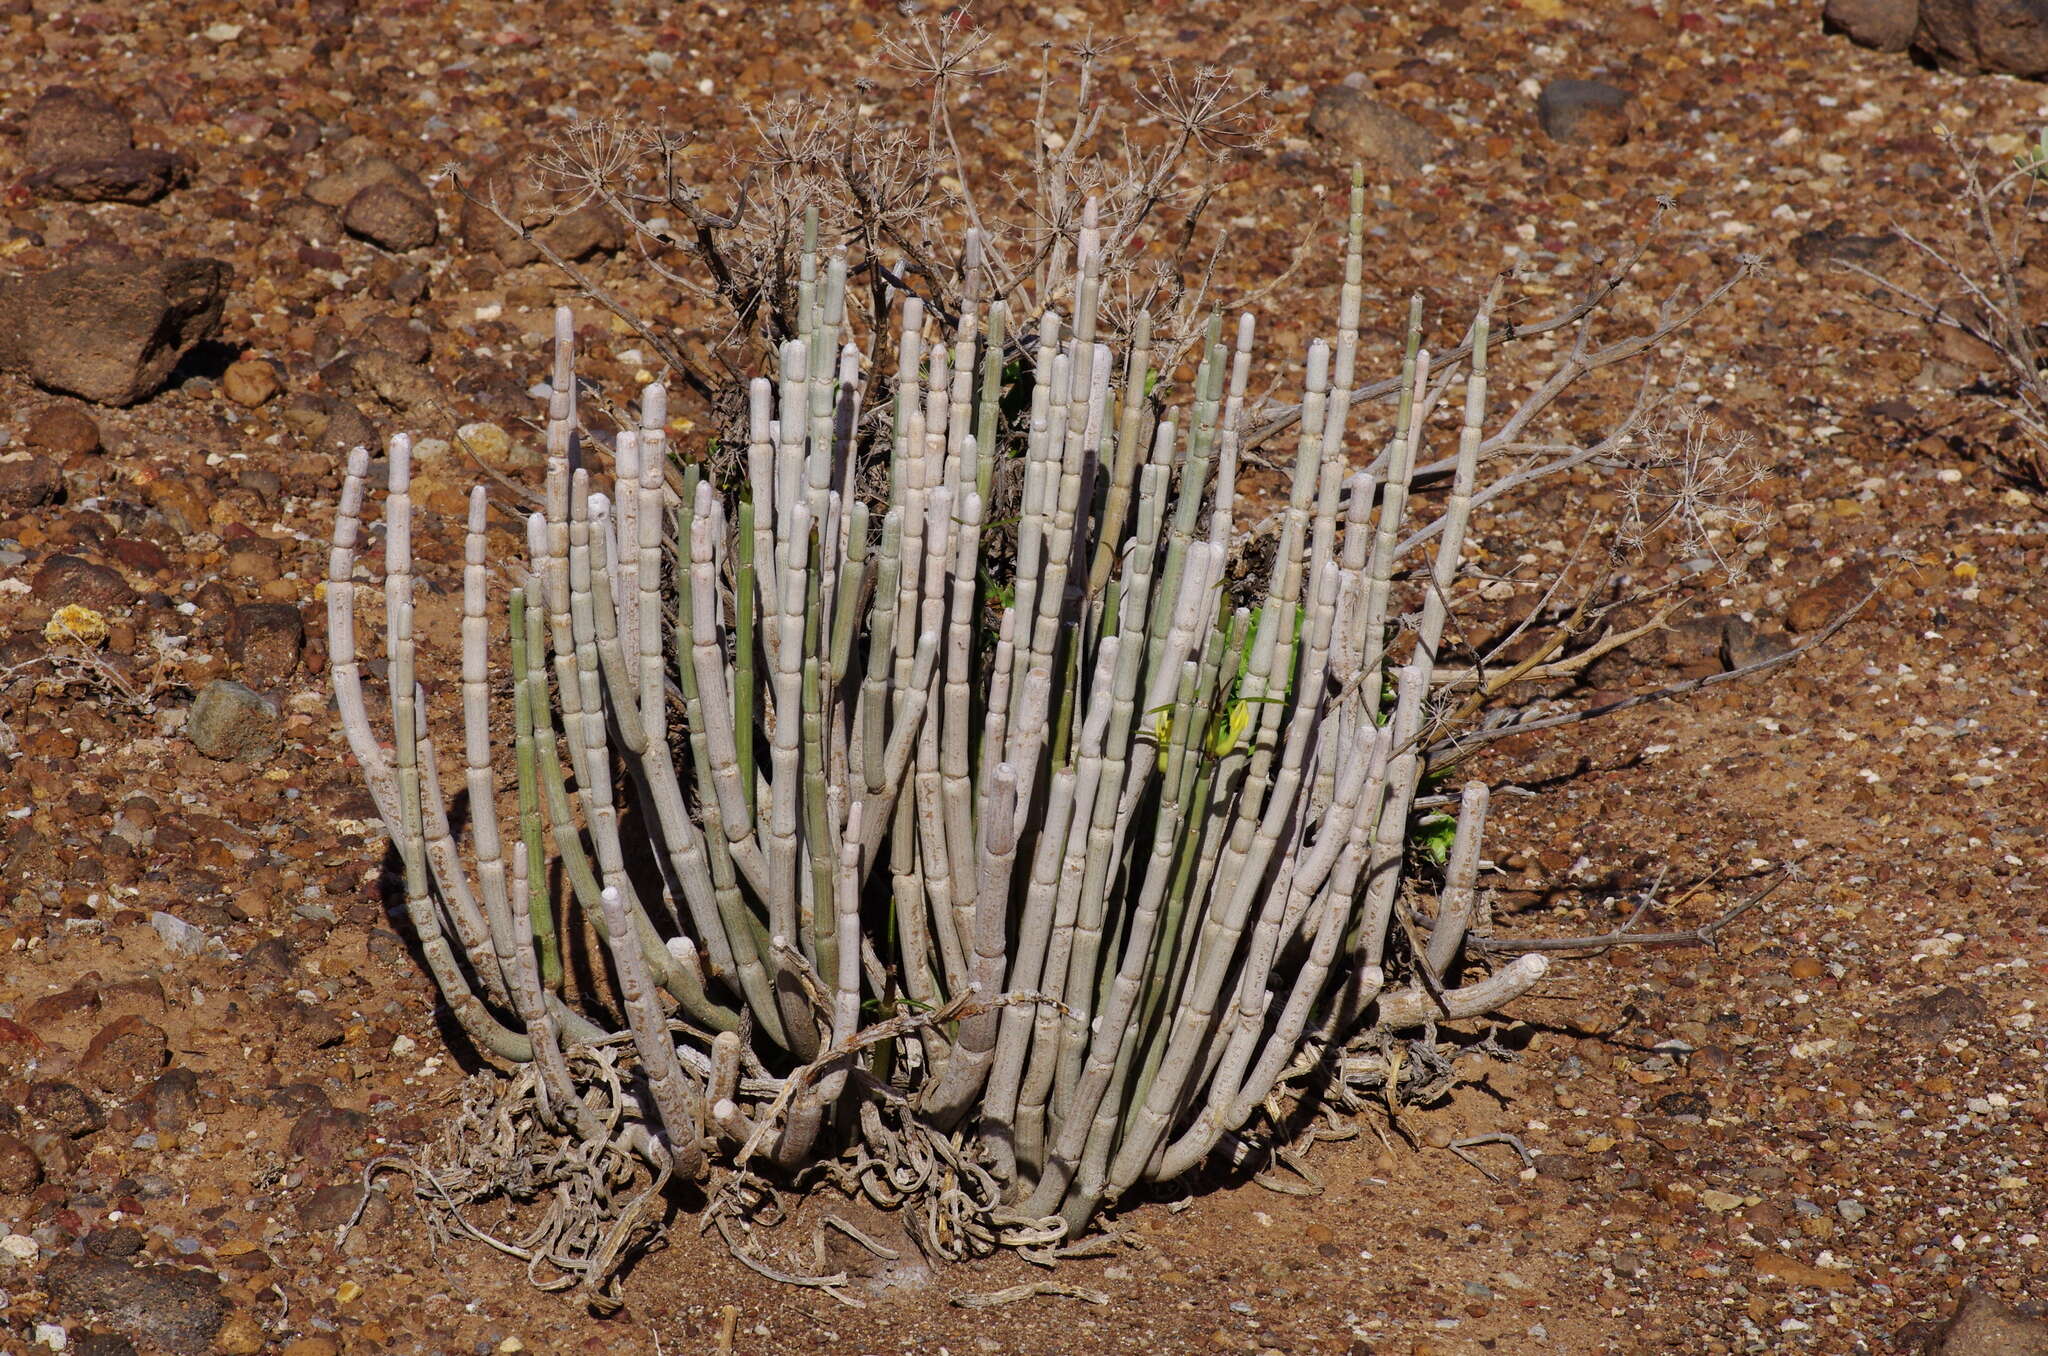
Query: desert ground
xmin=1 ymin=1 xmax=2044 ymax=1353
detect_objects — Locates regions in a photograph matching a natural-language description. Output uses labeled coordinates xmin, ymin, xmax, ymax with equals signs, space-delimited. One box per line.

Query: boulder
xmin=1304 ymin=86 xmax=1444 ymax=175
xmin=1916 ymin=0 xmax=2048 ymax=76
xmin=0 ymin=258 xmax=231 ymax=406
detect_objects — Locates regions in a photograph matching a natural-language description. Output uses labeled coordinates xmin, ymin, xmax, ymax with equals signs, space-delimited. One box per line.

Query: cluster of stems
xmin=328 ymin=181 xmax=1553 ymax=1246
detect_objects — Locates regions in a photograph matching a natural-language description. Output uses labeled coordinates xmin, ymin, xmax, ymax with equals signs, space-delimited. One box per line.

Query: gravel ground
xmin=0 ymin=2 xmax=2044 ymax=1353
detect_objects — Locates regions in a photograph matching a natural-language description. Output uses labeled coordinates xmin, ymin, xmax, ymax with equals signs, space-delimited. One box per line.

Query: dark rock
xmin=1790 ymin=220 xmax=1908 ymax=272
xmin=1826 ymin=0 xmax=1921 ymax=50
xmin=76 ymin=1016 xmax=168 ymax=1093
xmin=1304 ymin=86 xmax=1443 ymax=175
xmin=32 ymin=554 xmax=135 ymax=611
xmin=0 ymin=257 xmax=232 ymax=406
xmin=26 ymin=1079 xmax=105 ymax=1137
xmin=84 ymin=1224 xmax=144 ymax=1258
xmin=1534 ymin=1151 xmax=1595 ymax=1181
xmin=1921 ymin=1287 xmax=2048 ymax=1354
xmin=25 ymin=402 xmax=101 ymax=455
xmin=70 ymin=1334 xmax=139 ymax=1356
xmin=25 ymin=148 xmax=187 ymax=205
xmin=458 ymin=144 xmax=623 ymax=266
xmin=186 ymin=680 xmax=283 ymax=762
xmin=343 ymin=179 xmax=438 ymax=251
xmin=1916 ymin=0 xmax=2048 ymax=76
xmin=286 ymin=1104 xmax=370 ymax=1164
xmin=148 ymin=1067 xmax=201 ymax=1134
xmin=0 ymin=454 xmax=64 ymax=509
xmin=1720 ymin=616 xmax=1792 ymax=670
xmin=1536 ymin=79 xmax=1633 ymax=147
xmin=1888 ymin=985 xmax=1990 ymax=1042
xmin=44 ymin=1255 xmax=228 ymax=1356
xmin=0 ymin=1130 xmax=42 ymax=1194
xmin=25 ymin=87 xmax=132 ymax=164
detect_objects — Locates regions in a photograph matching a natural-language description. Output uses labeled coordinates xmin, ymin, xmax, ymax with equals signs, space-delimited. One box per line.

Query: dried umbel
xmin=329 ymin=179 xmax=1763 ymax=1305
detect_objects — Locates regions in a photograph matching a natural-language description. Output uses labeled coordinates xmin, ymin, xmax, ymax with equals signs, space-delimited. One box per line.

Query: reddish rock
xmin=31 ymin=554 xmax=135 ymax=611
xmin=0 ymin=257 xmax=232 ymax=406
xmin=1786 ymin=562 xmax=1875 ymax=632
xmin=286 ymin=1103 xmax=370 ymax=1164
xmin=76 ymin=1015 xmax=169 ymax=1093
xmin=24 ymin=402 xmax=101 ymax=454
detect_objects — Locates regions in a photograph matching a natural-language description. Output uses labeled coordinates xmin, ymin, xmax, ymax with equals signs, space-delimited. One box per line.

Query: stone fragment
xmin=76 ymin=1016 xmax=168 ymax=1093
xmin=299 ymin=1182 xmax=389 ymax=1231
xmin=1305 ymin=86 xmax=1443 ymax=175
xmin=315 ymin=400 xmax=380 ymax=459
xmin=25 ymin=403 xmax=101 ymax=455
xmin=459 ymin=144 xmax=623 ymax=265
xmin=186 ymin=680 xmax=283 ymax=762
xmin=0 ymin=258 xmax=232 ymax=406
xmin=287 ymin=1104 xmax=370 ymax=1164
xmin=32 ymin=555 xmax=135 ymax=611
xmin=351 ymin=347 xmax=445 ymax=412
xmin=44 ymin=1256 xmax=228 ymax=1356
xmin=1786 ymin=562 xmax=1874 ymax=632
xmin=1536 ymin=79 xmax=1632 ymax=147
xmin=228 ymin=601 xmax=305 ymax=686
xmin=306 ymin=155 xmax=415 ymax=208
xmin=25 ymin=87 xmax=131 ymax=163
xmin=358 ymin=314 xmax=431 ymax=362
xmin=148 ymin=1068 xmax=201 ymax=1134
xmin=343 ymin=179 xmax=438 ymax=251
xmin=1888 ymin=985 xmax=1990 ymax=1041
xmin=0 ymin=455 xmax=63 ymax=510
xmin=1825 ymin=0 xmax=1920 ymax=51
xmin=0 ymin=1132 xmax=42 ymax=1194
xmin=25 ymin=149 xmax=187 ymax=205
xmin=1916 ymin=0 xmax=2048 ymax=77
xmin=26 ymin=1079 xmax=105 ymax=1137
xmin=220 ymin=358 xmax=280 ymax=407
